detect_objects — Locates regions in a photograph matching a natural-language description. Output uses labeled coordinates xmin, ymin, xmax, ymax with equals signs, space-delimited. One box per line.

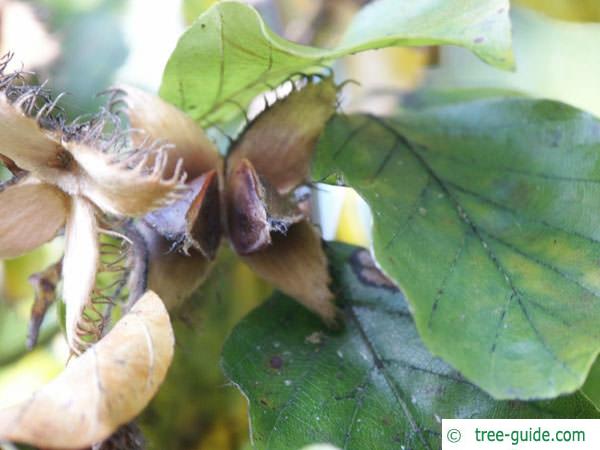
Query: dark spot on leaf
xmin=259 ymin=398 xmax=270 ymax=407
xmin=269 ymin=355 xmax=283 ymax=369
xmin=474 ymin=36 xmax=485 ymax=44
xmin=497 ymin=7 xmax=506 ymax=14
xmin=351 ymin=249 xmax=399 ymax=292
xmin=201 ymin=23 xmax=206 ymax=29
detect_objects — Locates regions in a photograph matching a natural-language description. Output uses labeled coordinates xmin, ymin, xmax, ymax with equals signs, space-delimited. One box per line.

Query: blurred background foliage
xmin=139 ymin=248 xmax=271 ymax=450
xmin=515 ymin=0 xmax=600 ymax=21
xmin=2 ymin=0 xmax=600 ymax=449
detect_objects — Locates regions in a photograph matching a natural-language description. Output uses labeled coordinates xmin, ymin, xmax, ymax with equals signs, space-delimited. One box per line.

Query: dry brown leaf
xmin=242 ymin=221 xmax=337 ymax=323
xmin=119 ymin=84 xmax=221 ymax=179
xmin=0 ymin=290 xmax=175 ymax=449
xmin=0 ymin=176 xmax=68 ymax=259
xmin=227 ymin=77 xmax=338 ymax=194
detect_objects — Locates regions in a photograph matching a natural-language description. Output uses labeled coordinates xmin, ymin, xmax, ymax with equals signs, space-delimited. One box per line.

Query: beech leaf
xmin=223 ymin=243 xmax=598 ymax=449
xmin=160 ymin=0 xmax=513 ymax=125
xmin=313 ymin=101 xmax=600 ymax=399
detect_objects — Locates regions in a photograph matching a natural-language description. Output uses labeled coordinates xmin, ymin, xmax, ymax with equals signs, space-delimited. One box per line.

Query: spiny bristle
xmin=98 ymin=87 xmax=128 ymax=116
xmin=112 ymin=142 xmax=188 ymax=191
xmin=0 ymin=54 xmax=140 ymax=160
xmin=0 ymin=52 xmax=13 ymax=72
xmin=0 ymin=53 xmax=21 ymax=90
xmin=72 ymin=106 xmax=126 ymax=152
xmin=1 ymin=54 xmax=67 ymax=132
xmin=70 ymin=227 xmax=136 ymax=354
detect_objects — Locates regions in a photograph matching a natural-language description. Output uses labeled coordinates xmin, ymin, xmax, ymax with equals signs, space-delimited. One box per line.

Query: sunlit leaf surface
xmin=160 ymin=0 xmax=513 ymax=125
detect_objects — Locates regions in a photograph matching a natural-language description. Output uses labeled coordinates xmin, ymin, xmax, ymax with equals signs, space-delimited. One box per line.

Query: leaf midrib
xmin=347 ymin=306 xmax=433 ymax=450
xmin=364 ymin=115 xmax=577 ymax=380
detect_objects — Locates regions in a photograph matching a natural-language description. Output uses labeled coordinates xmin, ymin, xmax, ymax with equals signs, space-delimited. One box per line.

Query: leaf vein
xmin=415 ymin=143 xmax=600 ymax=185
xmin=427 ymin=233 xmax=470 ymax=329
xmin=365 ymin=115 xmax=576 ymax=377
xmin=384 ymin=179 xmax=432 ymax=250
xmin=348 ymin=305 xmax=432 ymax=450
xmin=264 ymin=346 xmax=323 ymax=449
xmin=444 ymin=179 xmax=600 ymax=246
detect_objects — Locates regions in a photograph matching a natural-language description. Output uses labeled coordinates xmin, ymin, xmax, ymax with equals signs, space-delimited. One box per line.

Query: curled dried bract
xmin=0 ymin=290 xmax=175 ymax=449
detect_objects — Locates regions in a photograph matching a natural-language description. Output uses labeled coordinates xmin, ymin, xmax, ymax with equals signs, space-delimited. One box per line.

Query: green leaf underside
xmin=312 ymin=99 xmax=600 ymax=400
xmin=222 ymin=243 xmax=598 ymax=450
xmin=159 ymin=0 xmax=513 ymax=126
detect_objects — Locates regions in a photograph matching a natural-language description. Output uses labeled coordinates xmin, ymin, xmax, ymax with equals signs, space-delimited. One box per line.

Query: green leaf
xmin=312 ymin=99 xmax=600 ymax=400
xmin=159 ymin=0 xmax=513 ymax=125
xmin=222 ymin=243 xmax=598 ymax=450
xmin=582 ymin=357 xmax=600 ymax=411
xmin=339 ymin=0 xmax=512 ymax=64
